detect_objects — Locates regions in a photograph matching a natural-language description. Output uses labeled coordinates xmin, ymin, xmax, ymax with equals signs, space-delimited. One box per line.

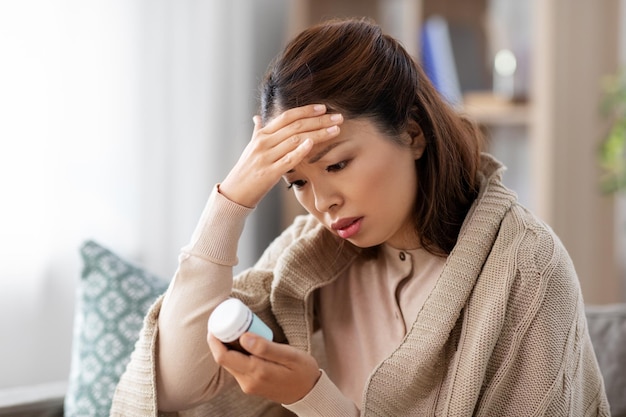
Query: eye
xmin=326 ymin=160 xmax=349 ymax=172
xmin=286 ymin=179 xmax=307 ymax=190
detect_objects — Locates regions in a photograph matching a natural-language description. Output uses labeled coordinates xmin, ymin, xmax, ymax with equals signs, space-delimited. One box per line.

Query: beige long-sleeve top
xmin=153 ymin=189 xmax=444 ymax=415
xmin=157 ymin=184 xmax=446 ymax=414
xmin=110 ymin=154 xmax=610 ymax=416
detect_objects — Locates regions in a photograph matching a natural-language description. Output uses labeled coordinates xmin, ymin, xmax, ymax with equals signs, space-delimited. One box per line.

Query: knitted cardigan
xmin=110 ymin=155 xmax=610 ymax=416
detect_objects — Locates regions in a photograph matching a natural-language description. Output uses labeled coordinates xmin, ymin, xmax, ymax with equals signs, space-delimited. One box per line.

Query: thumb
xmin=240 ymin=332 xmax=263 ymax=354
xmin=239 ymin=333 xmax=285 ymax=363
xmin=240 ymin=333 xmax=304 ymax=368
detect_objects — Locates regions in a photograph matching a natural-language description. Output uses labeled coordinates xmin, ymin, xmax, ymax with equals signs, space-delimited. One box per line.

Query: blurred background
xmin=0 ymin=0 xmax=624 ymax=396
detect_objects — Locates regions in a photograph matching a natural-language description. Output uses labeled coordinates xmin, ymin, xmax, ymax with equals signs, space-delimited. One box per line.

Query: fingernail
xmin=327 ymin=125 xmax=339 ymax=133
xmin=330 ymin=114 xmax=342 ymax=122
xmin=241 ymin=333 xmax=256 ymax=350
xmin=313 ymin=104 xmax=325 ymax=112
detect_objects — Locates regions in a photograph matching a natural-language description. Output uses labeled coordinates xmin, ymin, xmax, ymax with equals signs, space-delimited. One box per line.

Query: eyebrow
xmin=286 ymin=141 xmax=346 ymax=174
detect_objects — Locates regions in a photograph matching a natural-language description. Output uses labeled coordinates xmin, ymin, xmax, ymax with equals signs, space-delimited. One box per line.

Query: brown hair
xmin=260 ymin=18 xmax=483 ymax=255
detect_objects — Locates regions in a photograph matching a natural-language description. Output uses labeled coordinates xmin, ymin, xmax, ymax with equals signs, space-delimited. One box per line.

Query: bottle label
xmin=224 ymin=313 xmax=273 ymax=354
xmin=248 ymin=314 xmax=273 ymax=342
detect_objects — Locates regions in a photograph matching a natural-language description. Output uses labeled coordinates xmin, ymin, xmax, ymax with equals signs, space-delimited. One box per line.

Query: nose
xmin=312 ymin=181 xmax=341 ymax=213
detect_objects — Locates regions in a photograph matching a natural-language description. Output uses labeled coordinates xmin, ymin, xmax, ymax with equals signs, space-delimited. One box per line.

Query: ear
xmin=406 ymin=119 xmax=426 ymax=160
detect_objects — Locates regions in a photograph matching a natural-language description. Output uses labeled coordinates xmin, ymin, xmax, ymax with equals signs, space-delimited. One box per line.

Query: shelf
xmin=462 ymin=92 xmax=530 ymax=127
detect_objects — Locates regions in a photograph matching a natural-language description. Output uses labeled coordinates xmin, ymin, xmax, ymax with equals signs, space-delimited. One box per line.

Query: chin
xmin=346 ymin=236 xmax=384 ymax=249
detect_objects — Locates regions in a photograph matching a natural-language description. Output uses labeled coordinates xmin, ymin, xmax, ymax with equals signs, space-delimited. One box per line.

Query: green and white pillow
xmin=64 ymin=240 xmax=169 ymax=417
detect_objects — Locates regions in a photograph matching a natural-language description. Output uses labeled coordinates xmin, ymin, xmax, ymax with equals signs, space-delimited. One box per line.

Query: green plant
xmin=600 ymin=71 xmax=626 ymax=193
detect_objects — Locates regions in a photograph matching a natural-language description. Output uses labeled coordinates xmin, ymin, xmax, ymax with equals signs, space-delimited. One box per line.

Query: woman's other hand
xmin=208 ymin=332 xmax=321 ymax=405
xmin=219 ymin=104 xmax=343 ymax=208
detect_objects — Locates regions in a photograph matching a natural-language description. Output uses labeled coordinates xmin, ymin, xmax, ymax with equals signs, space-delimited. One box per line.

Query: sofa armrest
xmin=586 ymin=303 xmax=626 ymax=417
xmin=0 ymin=381 xmax=66 ymax=417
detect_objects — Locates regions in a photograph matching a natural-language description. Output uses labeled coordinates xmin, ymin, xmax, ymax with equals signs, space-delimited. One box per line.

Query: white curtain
xmin=0 ymin=0 xmax=287 ymax=389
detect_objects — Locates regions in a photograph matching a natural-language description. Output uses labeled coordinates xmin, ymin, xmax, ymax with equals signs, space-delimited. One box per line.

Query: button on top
xmin=399 ymin=252 xmax=406 ymax=261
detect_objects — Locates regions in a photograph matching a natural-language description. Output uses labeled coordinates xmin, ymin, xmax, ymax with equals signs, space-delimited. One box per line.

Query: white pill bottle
xmin=208 ymin=298 xmax=273 ymax=354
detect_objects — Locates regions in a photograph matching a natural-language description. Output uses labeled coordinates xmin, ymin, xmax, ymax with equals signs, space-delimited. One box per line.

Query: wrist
xmin=282 ymin=370 xmax=359 ymax=415
xmin=218 ymin=181 xmax=256 ymax=209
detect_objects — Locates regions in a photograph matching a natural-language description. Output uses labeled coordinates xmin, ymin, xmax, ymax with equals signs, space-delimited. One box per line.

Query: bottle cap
xmin=208 ymin=298 xmax=252 ymax=343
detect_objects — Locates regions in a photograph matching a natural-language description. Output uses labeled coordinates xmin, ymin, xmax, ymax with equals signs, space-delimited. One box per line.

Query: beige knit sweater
xmin=110 ymin=155 xmax=610 ymax=416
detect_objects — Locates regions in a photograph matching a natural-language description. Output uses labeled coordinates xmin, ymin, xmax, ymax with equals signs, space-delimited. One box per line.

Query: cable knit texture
xmin=110 ymin=154 xmax=610 ymax=416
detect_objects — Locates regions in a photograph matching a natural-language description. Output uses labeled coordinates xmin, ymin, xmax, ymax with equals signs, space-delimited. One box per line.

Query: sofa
xmin=0 ymin=241 xmax=624 ymax=417
xmin=586 ymin=303 xmax=626 ymax=416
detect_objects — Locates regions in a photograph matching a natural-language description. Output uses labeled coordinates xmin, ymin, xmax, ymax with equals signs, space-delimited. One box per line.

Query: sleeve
xmin=155 ymin=185 xmax=255 ymax=412
xmin=111 ymin=184 xmax=321 ymax=415
xmin=282 ymin=370 xmax=360 ymax=417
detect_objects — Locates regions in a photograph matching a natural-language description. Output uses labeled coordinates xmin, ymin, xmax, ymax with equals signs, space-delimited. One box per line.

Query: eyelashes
xmin=286 ymin=159 xmax=351 ymax=190
xmin=325 ymin=161 xmax=348 ymax=172
xmin=287 ymin=180 xmax=306 ymax=190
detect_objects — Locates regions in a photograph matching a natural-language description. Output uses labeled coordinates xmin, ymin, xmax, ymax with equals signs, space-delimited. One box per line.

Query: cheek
xmin=365 ymin=155 xmax=418 ymax=209
xmin=293 ymin=190 xmax=317 ymax=215
xmin=367 ymin=152 xmax=416 ymax=189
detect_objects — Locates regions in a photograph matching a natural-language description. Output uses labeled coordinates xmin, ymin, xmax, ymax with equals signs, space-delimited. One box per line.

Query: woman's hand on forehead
xmin=264 ymin=104 xmax=337 ymax=132
xmin=218 ymin=104 xmax=343 ymax=208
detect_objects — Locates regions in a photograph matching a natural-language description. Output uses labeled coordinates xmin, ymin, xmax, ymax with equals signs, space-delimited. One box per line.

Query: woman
xmin=111 ymin=18 xmax=609 ymax=416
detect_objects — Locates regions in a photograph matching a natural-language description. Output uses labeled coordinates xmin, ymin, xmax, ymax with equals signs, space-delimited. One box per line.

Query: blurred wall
xmin=0 ymin=0 xmax=288 ymax=389
xmin=531 ymin=0 xmax=624 ymax=303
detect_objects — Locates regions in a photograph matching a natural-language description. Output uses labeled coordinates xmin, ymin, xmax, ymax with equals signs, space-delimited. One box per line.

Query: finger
xmin=208 ymin=333 xmax=250 ymax=370
xmin=271 ymin=122 xmax=340 ymax=160
xmin=207 ymin=332 xmax=227 ymax=356
xmin=262 ymin=104 xmax=326 ymax=134
xmin=239 ymin=333 xmax=303 ymax=368
xmin=252 ymin=115 xmax=262 ymax=132
xmin=263 ymin=114 xmax=342 ymax=164
xmin=270 ymin=137 xmax=314 ymax=174
xmin=209 ymin=336 xmax=273 ymax=378
xmin=265 ymin=112 xmax=343 ymax=144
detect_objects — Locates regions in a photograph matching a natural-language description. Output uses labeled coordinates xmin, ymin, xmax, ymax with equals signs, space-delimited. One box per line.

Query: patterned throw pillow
xmin=64 ymin=240 xmax=169 ymax=417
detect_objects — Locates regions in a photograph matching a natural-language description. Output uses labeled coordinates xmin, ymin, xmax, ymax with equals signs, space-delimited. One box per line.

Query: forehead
xmin=318 ymin=117 xmax=381 ymax=142
xmin=325 ymin=116 xmax=388 ymax=140
xmin=308 ymin=118 xmax=398 ymax=160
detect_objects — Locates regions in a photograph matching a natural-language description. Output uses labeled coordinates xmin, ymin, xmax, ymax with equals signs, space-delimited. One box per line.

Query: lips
xmin=331 ymin=217 xmax=363 ymax=239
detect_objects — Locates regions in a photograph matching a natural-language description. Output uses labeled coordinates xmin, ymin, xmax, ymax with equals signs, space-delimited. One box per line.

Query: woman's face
xmin=283 ymin=118 xmax=425 ymax=249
